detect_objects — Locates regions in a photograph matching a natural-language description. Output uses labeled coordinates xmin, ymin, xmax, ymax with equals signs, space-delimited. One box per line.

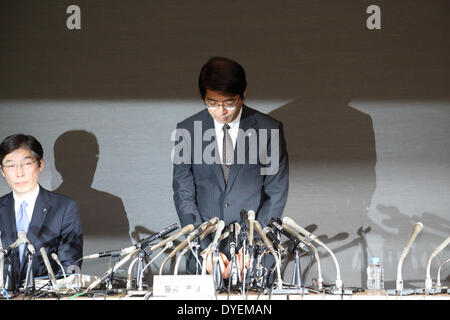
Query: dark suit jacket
xmin=0 ymin=186 xmax=83 ymax=286
xmin=173 ymin=104 xmax=289 ymax=231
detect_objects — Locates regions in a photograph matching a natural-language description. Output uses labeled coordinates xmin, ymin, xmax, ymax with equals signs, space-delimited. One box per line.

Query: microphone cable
xmin=1 ymin=288 xmax=9 ymax=300
xmin=186 ymin=236 xmax=203 ymax=273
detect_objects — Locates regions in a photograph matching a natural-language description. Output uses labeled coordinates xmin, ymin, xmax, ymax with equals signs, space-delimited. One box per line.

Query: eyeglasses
xmin=1 ymin=160 xmax=38 ymax=173
xmin=204 ymin=97 xmax=240 ymax=110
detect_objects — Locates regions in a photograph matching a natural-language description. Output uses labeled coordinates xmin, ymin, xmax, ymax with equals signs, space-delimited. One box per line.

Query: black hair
xmin=198 ymin=57 xmax=247 ymax=99
xmin=0 ymin=134 xmax=44 ymax=167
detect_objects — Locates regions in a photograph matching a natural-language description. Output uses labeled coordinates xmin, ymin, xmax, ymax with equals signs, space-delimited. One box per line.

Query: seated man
xmin=0 ymin=134 xmax=83 ymax=290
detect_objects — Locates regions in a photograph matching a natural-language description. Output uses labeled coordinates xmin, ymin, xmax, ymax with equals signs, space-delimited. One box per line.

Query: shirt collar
xmin=13 ymin=184 xmax=40 ymax=207
xmin=213 ymin=106 xmax=243 ymax=131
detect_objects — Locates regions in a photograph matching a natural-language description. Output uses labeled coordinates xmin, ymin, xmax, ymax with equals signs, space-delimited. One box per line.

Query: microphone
xmin=159 ymin=218 xmax=218 ymax=274
xmin=247 ymin=210 xmax=255 ymax=247
xmin=201 ymin=220 xmax=225 ymax=275
xmin=228 ymin=222 xmax=240 ymax=286
xmin=17 ymin=231 xmax=35 ymax=255
xmin=263 ymin=226 xmax=286 ymax=254
xmin=87 ymin=247 xmax=141 ymax=292
xmin=137 ymin=241 xmax=174 ymax=290
xmin=269 ymin=218 xmax=309 ymax=252
xmin=253 ymin=220 xmax=282 ymax=289
xmin=149 ymin=224 xmax=194 ymax=252
xmin=136 ymin=223 xmax=179 ymax=250
xmin=51 ymin=253 xmax=67 ymax=289
xmin=40 ymin=247 xmax=58 ymax=289
xmin=240 ymin=210 xmax=248 ymax=230
xmin=282 ymin=223 xmax=323 ymax=290
xmin=174 ymin=224 xmax=217 ymax=275
xmin=0 ymin=236 xmax=25 ymax=259
xmin=282 ymin=216 xmax=342 ymax=290
xmin=396 ymin=222 xmax=423 ymax=292
xmin=228 ymin=222 xmax=237 ymax=257
xmin=210 ymin=220 xmax=225 ymax=251
xmin=83 ymin=223 xmax=180 ymax=260
xmin=425 ymin=236 xmax=450 ymax=290
xmin=436 ymin=258 xmax=450 ymax=288
xmin=82 ymin=247 xmax=136 ymax=260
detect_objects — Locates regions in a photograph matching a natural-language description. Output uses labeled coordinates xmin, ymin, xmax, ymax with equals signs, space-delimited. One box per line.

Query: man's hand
xmin=201 ymin=247 xmax=249 ymax=279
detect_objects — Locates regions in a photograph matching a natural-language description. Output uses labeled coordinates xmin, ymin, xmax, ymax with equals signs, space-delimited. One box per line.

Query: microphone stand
xmin=105 ymin=254 xmax=121 ymax=295
xmin=254 ymin=242 xmax=266 ymax=293
xmin=211 ymin=247 xmax=223 ymax=295
xmin=135 ymin=250 xmax=148 ymax=289
xmin=289 ymin=239 xmax=302 ymax=288
xmin=23 ymin=252 xmax=35 ymax=297
xmin=192 ymin=237 xmax=201 ymax=275
xmin=436 ymin=258 xmax=450 ymax=290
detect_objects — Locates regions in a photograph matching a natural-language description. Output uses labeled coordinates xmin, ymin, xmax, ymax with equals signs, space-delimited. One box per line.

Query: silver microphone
xmin=247 ymin=210 xmax=255 ymax=247
xmin=175 ymin=224 xmax=217 ymax=275
xmin=282 ymin=216 xmax=342 ymax=290
xmin=86 ymin=247 xmax=141 ymax=292
xmin=396 ymin=222 xmax=423 ymax=292
xmin=51 ymin=253 xmax=67 ymax=288
xmin=281 ymin=223 xmax=324 ymax=290
xmin=253 ymin=220 xmax=283 ymax=290
xmin=436 ymin=258 xmax=450 ymax=288
xmin=17 ymin=231 xmax=35 ymax=255
xmin=0 ymin=236 xmax=24 ymax=259
xmin=201 ymin=220 xmax=225 ymax=275
xmin=136 ymin=241 xmax=175 ymax=290
xmin=40 ymin=247 xmax=58 ymax=289
xmin=150 ymin=224 xmax=194 ymax=252
xmin=159 ymin=218 xmax=218 ymax=275
xmin=425 ymin=236 xmax=450 ymax=290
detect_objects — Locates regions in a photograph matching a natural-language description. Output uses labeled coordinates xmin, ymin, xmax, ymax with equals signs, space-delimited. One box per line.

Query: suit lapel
xmin=26 ymin=187 xmax=50 ymax=245
xmin=226 ymin=106 xmax=257 ymax=190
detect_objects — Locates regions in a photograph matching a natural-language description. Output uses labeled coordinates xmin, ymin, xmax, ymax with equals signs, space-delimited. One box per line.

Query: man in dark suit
xmin=172 ymin=57 xmax=289 ymax=274
xmin=0 ymin=134 xmax=83 ymax=291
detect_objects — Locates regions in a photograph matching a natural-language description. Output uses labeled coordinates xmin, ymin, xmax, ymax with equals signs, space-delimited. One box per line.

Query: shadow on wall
xmin=270 ymin=96 xmax=377 ymax=285
xmin=52 ymin=130 xmax=130 ymax=241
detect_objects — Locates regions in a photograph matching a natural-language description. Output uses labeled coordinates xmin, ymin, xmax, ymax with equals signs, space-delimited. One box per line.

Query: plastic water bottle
xmin=367 ymin=257 xmax=384 ymax=292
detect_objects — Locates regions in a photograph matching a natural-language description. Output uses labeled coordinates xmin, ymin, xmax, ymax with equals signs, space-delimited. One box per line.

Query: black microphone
xmin=82 ymin=247 xmax=136 ymax=260
xmin=136 ymin=223 xmax=179 ymax=250
xmin=228 ymin=222 xmax=237 ymax=257
xmin=263 ymin=226 xmax=286 ymax=254
xmin=83 ymin=223 xmax=179 ymax=260
xmin=228 ymin=222 xmax=240 ymax=286
xmin=240 ymin=210 xmax=248 ymax=230
xmin=268 ymin=218 xmax=309 ymax=252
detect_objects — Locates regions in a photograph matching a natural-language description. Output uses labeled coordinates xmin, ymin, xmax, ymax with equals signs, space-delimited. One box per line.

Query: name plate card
xmin=153 ymin=275 xmax=215 ymax=297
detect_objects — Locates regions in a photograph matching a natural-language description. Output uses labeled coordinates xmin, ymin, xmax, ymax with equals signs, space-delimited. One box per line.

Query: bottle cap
xmin=370 ymin=257 xmax=380 ymax=264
